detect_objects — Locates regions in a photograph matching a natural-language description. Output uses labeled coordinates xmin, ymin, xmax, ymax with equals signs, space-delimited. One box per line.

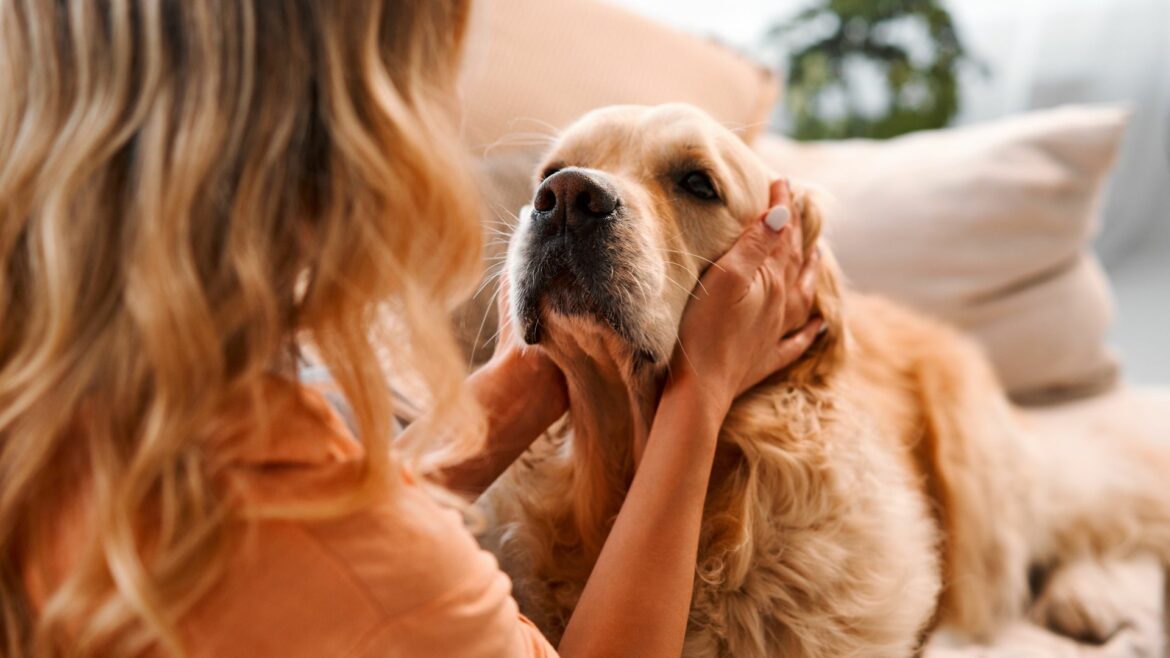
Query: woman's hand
xmin=558 ymin=180 xmax=820 ymax=658
xmin=439 ymin=268 xmax=568 ymax=495
xmin=670 ymin=178 xmax=821 ymax=414
xmin=485 ymin=268 xmax=567 ymax=411
xmin=483 ymin=268 xmax=568 ymax=425
xmin=558 ymin=180 xmax=819 ymax=658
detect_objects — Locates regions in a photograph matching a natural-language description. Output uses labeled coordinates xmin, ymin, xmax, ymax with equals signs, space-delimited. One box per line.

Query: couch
xmin=458 ymin=0 xmax=1170 ymax=653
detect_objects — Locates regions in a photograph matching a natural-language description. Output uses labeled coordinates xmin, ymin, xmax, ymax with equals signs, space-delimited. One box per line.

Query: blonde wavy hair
xmin=0 ymin=1 xmax=484 ymax=655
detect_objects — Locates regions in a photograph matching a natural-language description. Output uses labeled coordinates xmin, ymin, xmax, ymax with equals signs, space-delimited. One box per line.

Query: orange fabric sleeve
xmin=178 ymin=381 xmax=560 ymax=657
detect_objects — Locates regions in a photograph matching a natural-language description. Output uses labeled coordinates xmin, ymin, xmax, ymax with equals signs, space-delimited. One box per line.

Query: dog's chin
xmin=518 ymin=294 xmax=665 ymax=373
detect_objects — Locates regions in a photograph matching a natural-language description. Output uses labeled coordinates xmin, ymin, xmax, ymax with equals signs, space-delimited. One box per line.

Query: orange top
xmin=29 ymin=380 xmax=557 ymax=657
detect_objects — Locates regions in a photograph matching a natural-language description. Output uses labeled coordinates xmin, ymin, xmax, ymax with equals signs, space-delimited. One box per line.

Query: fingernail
xmin=765 ymin=205 xmax=790 ymax=232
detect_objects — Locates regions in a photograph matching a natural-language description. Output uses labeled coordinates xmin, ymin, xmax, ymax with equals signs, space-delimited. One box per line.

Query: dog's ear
xmin=776 ymin=187 xmax=845 ymax=387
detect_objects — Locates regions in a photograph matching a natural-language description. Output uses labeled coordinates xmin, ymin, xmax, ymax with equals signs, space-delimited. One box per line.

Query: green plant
xmin=768 ymin=0 xmax=975 ymax=140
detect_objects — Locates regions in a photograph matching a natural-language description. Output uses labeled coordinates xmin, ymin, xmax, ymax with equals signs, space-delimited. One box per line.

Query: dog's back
xmin=789 ymin=291 xmax=1170 ymax=644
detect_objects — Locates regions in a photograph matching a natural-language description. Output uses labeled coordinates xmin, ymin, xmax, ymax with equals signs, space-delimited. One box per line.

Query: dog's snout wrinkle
xmin=533 ymin=168 xmax=619 ymax=235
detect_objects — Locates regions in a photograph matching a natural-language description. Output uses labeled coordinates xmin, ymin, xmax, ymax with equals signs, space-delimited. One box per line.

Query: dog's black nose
xmin=532 ymin=169 xmax=619 ymax=233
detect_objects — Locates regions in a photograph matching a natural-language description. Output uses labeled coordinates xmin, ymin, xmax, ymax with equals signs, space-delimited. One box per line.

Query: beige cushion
xmin=755 ymin=106 xmax=1131 ymax=403
xmin=1018 ymin=385 xmax=1170 ymax=446
xmin=459 ymin=0 xmax=777 ymax=154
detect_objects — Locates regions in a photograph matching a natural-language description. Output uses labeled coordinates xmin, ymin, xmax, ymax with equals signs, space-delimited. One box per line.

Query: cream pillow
xmin=459 ymin=0 xmax=777 ymax=154
xmin=755 ymin=106 xmax=1130 ymax=403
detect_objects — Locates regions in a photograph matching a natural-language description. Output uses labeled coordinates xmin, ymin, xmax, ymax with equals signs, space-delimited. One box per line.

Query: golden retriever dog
xmin=482 ymin=103 xmax=1170 ymax=657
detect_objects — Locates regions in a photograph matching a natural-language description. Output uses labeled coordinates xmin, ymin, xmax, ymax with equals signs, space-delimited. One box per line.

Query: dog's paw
xmin=1029 ymin=555 xmax=1164 ymax=656
xmin=1032 ymin=565 xmax=1129 ymax=645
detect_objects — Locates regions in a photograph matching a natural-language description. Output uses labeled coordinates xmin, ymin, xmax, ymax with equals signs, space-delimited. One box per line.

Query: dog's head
xmin=507 ymin=103 xmax=841 ymax=384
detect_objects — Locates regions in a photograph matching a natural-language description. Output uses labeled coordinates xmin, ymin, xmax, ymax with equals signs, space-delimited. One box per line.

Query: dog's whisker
xmin=475 ymin=266 xmax=504 ymax=287
xmin=482 ymin=133 xmax=560 ymax=151
xmin=662 ymin=242 xmax=726 ymax=274
xmin=480 ymin=259 xmax=507 ymax=274
xmin=484 ymin=322 xmax=505 ymax=348
xmin=662 ymin=272 xmax=698 ymax=300
xmin=487 ymin=202 xmax=512 ymax=218
xmin=482 ymin=219 xmax=515 ymax=235
xmin=475 ymin=265 xmax=505 ymax=282
xmin=504 ymin=117 xmax=563 ymax=139
xmin=479 ymin=133 xmax=558 ymax=158
xmin=490 ymin=128 xmax=559 ymax=142
xmin=673 ymin=336 xmax=700 ymax=380
xmin=467 ymin=296 xmax=498 ymax=369
xmin=489 ymin=201 xmax=527 ymax=230
xmin=722 ymin=119 xmax=770 ymax=136
xmin=662 ymin=248 xmax=721 ymax=270
xmin=472 ymin=267 xmax=505 ymax=299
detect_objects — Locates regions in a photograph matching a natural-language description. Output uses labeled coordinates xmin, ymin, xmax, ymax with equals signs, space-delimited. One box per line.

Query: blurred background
xmin=610 ymin=0 xmax=1170 ymax=383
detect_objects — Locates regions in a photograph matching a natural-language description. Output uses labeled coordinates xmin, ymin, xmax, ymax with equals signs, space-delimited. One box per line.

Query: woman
xmin=0 ymin=2 xmax=819 ymax=656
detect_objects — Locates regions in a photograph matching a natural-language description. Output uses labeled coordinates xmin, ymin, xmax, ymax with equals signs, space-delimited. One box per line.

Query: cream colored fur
xmin=482 ymin=104 xmax=1170 ymax=657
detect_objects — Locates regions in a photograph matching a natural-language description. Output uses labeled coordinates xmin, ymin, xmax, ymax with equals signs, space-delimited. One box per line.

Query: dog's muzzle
xmin=513 ymin=168 xmax=631 ymax=345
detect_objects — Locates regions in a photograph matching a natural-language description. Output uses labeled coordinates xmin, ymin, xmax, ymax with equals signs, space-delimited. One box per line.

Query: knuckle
xmin=802 ymin=286 xmax=817 ymax=309
xmin=705 ymin=266 xmax=736 ymax=291
xmin=727 ymin=269 xmax=752 ymax=291
xmin=800 ymin=282 xmax=816 ymax=302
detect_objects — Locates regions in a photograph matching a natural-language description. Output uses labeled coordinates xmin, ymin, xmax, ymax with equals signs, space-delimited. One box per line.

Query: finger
xmin=771 ymin=318 xmax=824 ymax=371
xmin=787 ymin=189 xmax=805 ymax=258
xmin=800 ymin=248 xmax=819 ymax=295
xmin=770 ymin=179 xmax=803 ymax=258
xmin=767 ymin=178 xmax=785 ymax=208
xmin=717 ymin=216 xmax=788 ymax=294
xmin=762 ymin=224 xmax=806 ymax=295
xmin=765 ymin=179 xmax=793 ymax=234
xmin=716 ymin=179 xmax=796 ymax=293
xmin=795 ymin=248 xmax=819 ymax=305
xmin=780 ymin=249 xmax=820 ymax=332
xmin=764 ymin=186 xmax=804 ymax=291
xmin=772 ymin=177 xmax=791 ymax=208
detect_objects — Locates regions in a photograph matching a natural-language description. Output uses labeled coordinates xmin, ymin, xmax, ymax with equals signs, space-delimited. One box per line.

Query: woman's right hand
xmin=670 ymin=179 xmax=821 ymax=413
xmin=558 ymin=180 xmax=820 ymax=658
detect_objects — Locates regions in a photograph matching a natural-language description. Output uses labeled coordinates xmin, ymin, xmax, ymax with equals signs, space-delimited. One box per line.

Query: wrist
xmin=488 ymin=346 xmax=557 ymax=388
xmin=661 ymin=370 xmax=732 ymax=433
xmin=484 ymin=346 xmax=567 ymax=419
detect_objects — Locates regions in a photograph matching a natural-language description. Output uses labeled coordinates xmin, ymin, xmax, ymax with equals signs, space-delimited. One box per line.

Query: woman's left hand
xmin=440 ymin=271 xmax=568 ymax=495
xmin=486 ymin=270 xmax=568 ymax=414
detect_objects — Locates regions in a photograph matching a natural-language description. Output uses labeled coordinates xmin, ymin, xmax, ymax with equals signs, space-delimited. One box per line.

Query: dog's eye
xmin=680 ymin=171 xmax=719 ymax=201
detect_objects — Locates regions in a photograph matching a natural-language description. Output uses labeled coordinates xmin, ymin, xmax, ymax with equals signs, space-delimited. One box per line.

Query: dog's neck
xmin=543 ymin=319 xmax=663 ymax=476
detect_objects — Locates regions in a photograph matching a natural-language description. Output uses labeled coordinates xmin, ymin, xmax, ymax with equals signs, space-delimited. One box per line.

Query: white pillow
xmin=754 ymin=105 xmax=1130 ymax=403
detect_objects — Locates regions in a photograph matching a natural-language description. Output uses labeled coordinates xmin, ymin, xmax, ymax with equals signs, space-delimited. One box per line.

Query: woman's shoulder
xmin=217 ymin=378 xmax=490 ymax=605
xmin=186 ymin=380 xmax=555 ymax=657
xmin=182 ymin=484 xmax=513 ymax=655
